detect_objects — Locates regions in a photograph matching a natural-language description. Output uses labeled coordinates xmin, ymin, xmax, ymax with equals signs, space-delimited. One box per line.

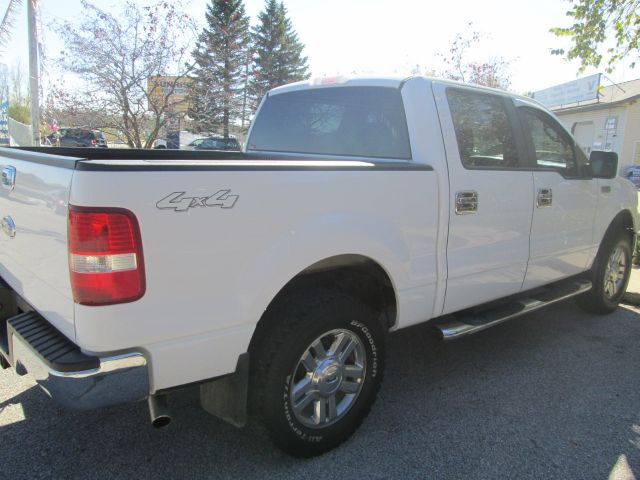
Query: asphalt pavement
xmin=1 ymin=300 xmax=640 ymax=479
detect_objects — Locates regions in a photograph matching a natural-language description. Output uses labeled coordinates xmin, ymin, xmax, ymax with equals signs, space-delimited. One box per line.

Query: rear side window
xmin=447 ymin=89 xmax=520 ymax=169
xmin=202 ymin=139 xmax=220 ymax=149
xmin=247 ymin=87 xmax=411 ymax=159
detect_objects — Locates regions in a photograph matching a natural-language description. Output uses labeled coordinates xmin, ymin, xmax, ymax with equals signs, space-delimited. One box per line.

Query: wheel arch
xmin=589 ymin=209 xmax=636 ymax=272
xmin=602 ymin=209 xmax=635 ymax=246
xmin=248 ymin=254 xmax=398 ymax=355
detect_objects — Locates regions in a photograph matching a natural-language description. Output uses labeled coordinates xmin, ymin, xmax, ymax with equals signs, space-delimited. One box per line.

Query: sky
xmin=0 ymin=0 xmax=637 ymax=94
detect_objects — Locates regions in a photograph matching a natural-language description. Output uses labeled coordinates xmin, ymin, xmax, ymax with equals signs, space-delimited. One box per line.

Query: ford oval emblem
xmin=1 ymin=216 xmax=16 ymax=238
xmin=1 ymin=166 xmax=16 ymax=191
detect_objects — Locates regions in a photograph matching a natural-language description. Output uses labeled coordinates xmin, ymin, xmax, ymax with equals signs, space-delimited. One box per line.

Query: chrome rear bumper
xmin=2 ymin=311 xmax=149 ymax=410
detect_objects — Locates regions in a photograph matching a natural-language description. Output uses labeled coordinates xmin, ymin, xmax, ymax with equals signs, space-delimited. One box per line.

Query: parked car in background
xmin=623 ymin=165 xmax=640 ymax=188
xmin=185 ymin=136 xmax=241 ymax=151
xmin=48 ymin=128 xmax=108 ymax=148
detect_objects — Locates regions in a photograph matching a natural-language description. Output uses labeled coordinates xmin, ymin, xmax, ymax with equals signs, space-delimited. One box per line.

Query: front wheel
xmin=250 ymin=290 xmax=386 ymax=457
xmin=577 ymin=232 xmax=632 ymax=314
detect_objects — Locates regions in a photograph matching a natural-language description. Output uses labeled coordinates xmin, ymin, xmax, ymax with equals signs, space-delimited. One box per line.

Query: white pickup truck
xmin=0 ymin=76 xmax=637 ymax=457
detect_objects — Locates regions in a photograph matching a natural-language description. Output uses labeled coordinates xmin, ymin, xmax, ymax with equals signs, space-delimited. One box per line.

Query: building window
xmin=604 ymin=116 xmax=618 ymax=132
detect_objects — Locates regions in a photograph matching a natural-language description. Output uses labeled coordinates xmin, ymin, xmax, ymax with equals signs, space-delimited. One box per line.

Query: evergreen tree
xmin=190 ymin=0 xmax=251 ymax=137
xmin=250 ymin=0 xmax=310 ymax=106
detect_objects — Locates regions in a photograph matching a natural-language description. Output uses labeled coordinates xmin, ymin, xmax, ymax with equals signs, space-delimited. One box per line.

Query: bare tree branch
xmin=0 ymin=0 xmax=23 ymax=53
xmin=50 ymin=0 xmax=196 ymax=148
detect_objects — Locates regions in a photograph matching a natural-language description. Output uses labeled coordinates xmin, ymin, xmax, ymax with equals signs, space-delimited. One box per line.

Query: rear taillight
xmin=68 ymin=206 xmax=145 ymax=306
xmin=91 ymin=139 xmax=97 ymax=145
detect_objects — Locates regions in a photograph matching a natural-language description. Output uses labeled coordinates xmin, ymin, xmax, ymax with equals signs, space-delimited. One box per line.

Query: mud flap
xmin=199 ymin=353 xmax=249 ymax=428
xmin=0 ymin=279 xmax=18 ymax=368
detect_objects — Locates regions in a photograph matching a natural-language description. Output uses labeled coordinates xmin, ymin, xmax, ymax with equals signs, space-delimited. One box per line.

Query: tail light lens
xmin=91 ymin=139 xmax=97 ymax=145
xmin=69 ymin=206 xmax=145 ymax=306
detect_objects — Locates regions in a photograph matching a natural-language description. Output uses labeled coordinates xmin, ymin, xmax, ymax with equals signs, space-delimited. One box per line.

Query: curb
xmin=622 ymin=291 xmax=640 ymax=307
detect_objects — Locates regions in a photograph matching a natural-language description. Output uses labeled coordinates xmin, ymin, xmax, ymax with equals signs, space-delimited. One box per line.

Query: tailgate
xmin=0 ymin=149 xmax=78 ymax=340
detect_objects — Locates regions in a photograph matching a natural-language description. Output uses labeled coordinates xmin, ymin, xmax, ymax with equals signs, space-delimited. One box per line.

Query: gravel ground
xmin=1 ymin=301 xmax=639 ymax=479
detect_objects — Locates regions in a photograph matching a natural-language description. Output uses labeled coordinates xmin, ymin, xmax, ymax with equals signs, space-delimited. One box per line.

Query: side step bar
xmin=435 ymin=279 xmax=592 ymax=341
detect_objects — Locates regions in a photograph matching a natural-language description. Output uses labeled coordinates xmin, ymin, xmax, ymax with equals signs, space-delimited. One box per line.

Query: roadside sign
xmin=0 ymin=102 xmax=9 ymax=146
xmin=147 ymin=76 xmax=193 ymax=113
xmin=533 ymin=74 xmax=601 ymax=108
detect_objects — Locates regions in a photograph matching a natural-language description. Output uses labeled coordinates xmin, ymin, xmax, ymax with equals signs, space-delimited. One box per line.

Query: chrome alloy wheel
xmin=604 ymin=245 xmax=627 ymax=299
xmin=289 ymin=329 xmax=366 ymax=429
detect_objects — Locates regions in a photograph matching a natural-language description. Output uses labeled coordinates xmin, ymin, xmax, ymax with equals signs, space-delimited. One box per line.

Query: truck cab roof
xmin=270 ymin=75 xmax=545 ymax=109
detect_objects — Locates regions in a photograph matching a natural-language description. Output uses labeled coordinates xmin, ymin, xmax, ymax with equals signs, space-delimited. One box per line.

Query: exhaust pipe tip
xmin=431 ymin=326 xmax=445 ymax=341
xmin=148 ymin=394 xmax=171 ymax=428
xmin=152 ymin=414 xmax=171 ymax=429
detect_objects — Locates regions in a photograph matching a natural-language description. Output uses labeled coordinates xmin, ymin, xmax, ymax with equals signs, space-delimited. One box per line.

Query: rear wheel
xmin=577 ymin=232 xmax=632 ymax=314
xmin=250 ymin=289 xmax=386 ymax=457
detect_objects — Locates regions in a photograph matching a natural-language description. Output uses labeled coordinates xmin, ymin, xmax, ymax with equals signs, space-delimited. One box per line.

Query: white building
xmin=550 ymin=78 xmax=640 ymax=171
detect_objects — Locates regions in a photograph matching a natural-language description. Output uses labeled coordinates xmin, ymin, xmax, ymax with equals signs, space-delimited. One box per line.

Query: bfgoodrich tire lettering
xmin=250 ymin=289 xmax=386 ymax=457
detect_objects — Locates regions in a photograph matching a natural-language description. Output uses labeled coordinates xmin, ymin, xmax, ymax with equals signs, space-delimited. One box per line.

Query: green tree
xmin=190 ymin=0 xmax=251 ymax=137
xmin=8 ymin=103 xmax=29 ymax=124
xmin=250 ymin=0 xmax=310 ymax=106
xmin=7 ymin=63 xmax=30 ymax=124
xmin=551 ymin=0 xmax=640 ymax=73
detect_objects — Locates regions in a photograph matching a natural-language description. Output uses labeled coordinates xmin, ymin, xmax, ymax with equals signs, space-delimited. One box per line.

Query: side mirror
xmin=589 ymin=151 xmax=618 ymax=179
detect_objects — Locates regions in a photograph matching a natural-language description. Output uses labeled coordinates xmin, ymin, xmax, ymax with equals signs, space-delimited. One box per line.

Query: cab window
xmin=446 ymin=89 xmax=520 ymax=169
xmin=518 ymin=107 xmax=580 ymax=176
xmin=248 ymin=87 xmax=412 ymax=159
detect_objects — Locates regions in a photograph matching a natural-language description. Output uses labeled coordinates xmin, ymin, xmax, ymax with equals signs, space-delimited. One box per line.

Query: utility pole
xmin=27 ymin=0 xmax=39 ymax=146
xmin=241 ymin=50 xmax=250 ymax=129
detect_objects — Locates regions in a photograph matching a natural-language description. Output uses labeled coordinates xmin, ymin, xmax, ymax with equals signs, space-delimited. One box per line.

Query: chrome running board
xmin=435 ymin=279 xmax=592 ymax=341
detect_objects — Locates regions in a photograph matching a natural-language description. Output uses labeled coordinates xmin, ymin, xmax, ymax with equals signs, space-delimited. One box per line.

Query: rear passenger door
xmin=516 ymin=105 xmax=598 ymax=289
xmin=434 ymin=84 xmax=534 ymax=314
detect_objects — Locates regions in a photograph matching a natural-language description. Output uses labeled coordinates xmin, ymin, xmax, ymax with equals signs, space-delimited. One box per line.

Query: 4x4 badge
xmin=156 ymin=190 xmax=239 ymax=212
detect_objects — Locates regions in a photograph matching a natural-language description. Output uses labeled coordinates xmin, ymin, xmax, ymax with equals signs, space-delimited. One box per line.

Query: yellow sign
xmin=147 ymin=76 xmax=193 ymax=113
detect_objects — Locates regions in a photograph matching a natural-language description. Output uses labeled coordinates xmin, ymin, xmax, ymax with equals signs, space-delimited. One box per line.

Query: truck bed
xmin=0 ymin=146 xmax=437 ymax=392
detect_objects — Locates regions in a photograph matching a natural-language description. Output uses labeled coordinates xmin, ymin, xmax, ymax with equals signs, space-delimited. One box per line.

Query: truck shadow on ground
xmin=2 ymin=302 xmax=640 ymax=480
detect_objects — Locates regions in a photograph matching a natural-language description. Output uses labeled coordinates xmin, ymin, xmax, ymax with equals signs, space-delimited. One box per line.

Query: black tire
xmin=250 ymin=288 xmax=386 ymax=457
xmin=577 ymin=231 xmax=632 ymax=314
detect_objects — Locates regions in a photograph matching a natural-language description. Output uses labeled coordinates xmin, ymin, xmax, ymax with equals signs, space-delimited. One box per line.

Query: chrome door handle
xmin=537 ymin=188 xmax=552 ymax=208
xmin=455 ymin=190 xmax=478 ymax=215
